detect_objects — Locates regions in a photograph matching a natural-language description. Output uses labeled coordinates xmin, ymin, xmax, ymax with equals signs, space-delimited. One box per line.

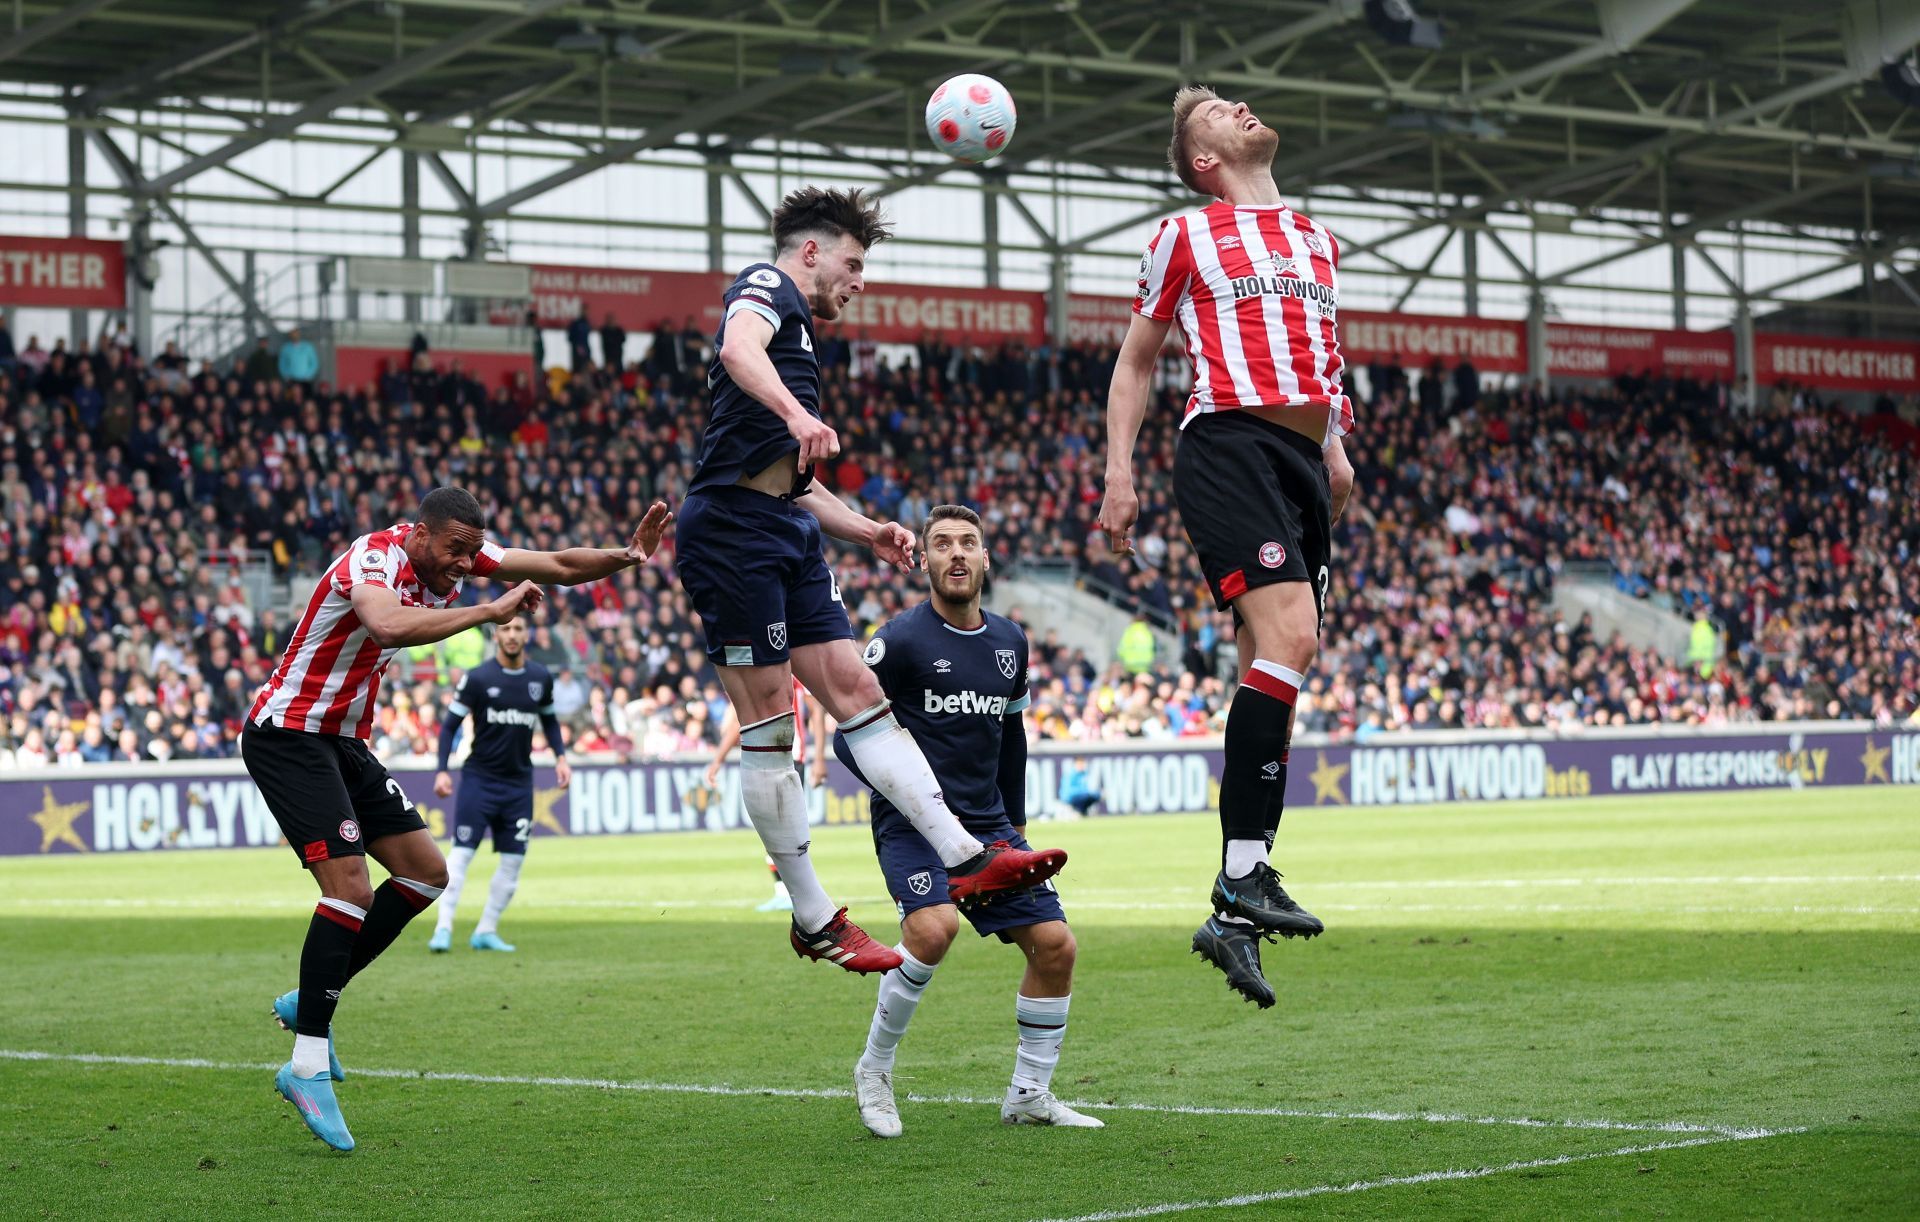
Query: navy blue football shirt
xmin=691 ymin=262 xmax=820 ymax=495
xmin=834 ymin=602 xmax=1032 ymax=830
xmin=446 ymin=660 xmax=556 ymax=781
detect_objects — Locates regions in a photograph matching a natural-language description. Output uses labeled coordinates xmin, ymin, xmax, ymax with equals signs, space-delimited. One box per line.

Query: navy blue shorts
xmin=453 ymin=772 xmax=533 ymax=855
xmin=872 ymin=800 xmax=1066 ymax=941
xmin=675 ymin=486 xmax=854 ymax=666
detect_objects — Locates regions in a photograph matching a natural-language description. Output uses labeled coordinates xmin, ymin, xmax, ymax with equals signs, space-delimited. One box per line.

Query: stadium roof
xmin=5 ymin=0 xmax=1917 ymax=243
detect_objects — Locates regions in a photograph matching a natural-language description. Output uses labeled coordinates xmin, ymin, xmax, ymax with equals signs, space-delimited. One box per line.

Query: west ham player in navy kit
xmin=838 ymin=506 xmax=1102 ymax=1135
xmin=428 ymin=616 xmax=568 ymax=953
xmin=675 ymin=186 xmax=1066 ymax=976
xmin=249 ymin=486 xmax=670 ymax=1150
xmin=1100 ymin=87 xmax=1354 ymax=1007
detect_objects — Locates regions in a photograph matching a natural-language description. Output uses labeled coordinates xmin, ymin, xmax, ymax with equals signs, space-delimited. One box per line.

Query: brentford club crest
xmin=1302 ymin=229 xmax=1326 ymax=257
xmin=1259 ymin=541 xmax=1286 ymax=569
xmin=995 ymin=648 xmax=1018 ymax=680
xmin=339 ymin=819 xmax=361 ymax=843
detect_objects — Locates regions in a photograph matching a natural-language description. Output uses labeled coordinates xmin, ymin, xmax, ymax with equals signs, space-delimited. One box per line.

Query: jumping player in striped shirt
xmin=244 ymin=485 xmax=671 ymax=1149
xmin=1099 ymin=87 xmax=1357 ymax=1008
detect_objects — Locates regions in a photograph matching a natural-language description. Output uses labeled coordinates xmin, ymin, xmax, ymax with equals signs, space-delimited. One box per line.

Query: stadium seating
xmin=0 ymin=328 xmax=1914 ymax=769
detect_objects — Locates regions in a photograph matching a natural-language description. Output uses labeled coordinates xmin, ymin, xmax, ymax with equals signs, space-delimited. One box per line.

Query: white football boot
xmin=854 ymin=1065 xmax=902 ymax=1138
xmin=1001 ymin=1090 xmax=1105 ymax=1127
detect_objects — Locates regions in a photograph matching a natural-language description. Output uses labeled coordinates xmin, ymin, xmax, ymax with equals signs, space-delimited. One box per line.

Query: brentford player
xmin=246 ymin=486 xmax=670 ymax=1150
xmin=1099 ymin=87 xmax=1357 ymax=1009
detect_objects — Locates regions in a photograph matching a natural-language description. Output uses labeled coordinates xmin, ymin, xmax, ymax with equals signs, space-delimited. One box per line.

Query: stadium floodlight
xmin=1364 ymin=0 xmax=1444 ymax=50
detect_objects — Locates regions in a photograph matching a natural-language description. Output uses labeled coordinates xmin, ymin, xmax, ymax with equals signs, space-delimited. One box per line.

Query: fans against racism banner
xmin=1545 ymin=324 xmax=1735 ymax=381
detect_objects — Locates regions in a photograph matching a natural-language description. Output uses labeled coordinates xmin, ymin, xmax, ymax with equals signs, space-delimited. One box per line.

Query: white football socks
xmin=1010 ymin=993 xmax=1071 ymax=1098
xmin=476 ymin=852 xmax=523 ymax=936
xmin=437 ymin=845 xmax=477 ymax=934
xmin=858 ymin=946 xmax=937 ymax=1073
xmin=292 ymin=1034 xmax=331 ymax=1078
xmin=739 ymin=712 xmax=836 ymax=931
xmin=1224 ymin=839 xmax=1267 ymax=878
xmin=839 ymin=701 xmax=981 ymax=869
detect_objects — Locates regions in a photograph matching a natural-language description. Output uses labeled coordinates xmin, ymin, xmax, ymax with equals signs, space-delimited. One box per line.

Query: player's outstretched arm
xmin=1098 ymin=312 xmax=1172 ymax=558
xmin=350 ymin=580 xmax=541 ymax=650
xmin=794 ymin=486 xmax=915 ymax=570
xmin=490 ymin=501 xmax=674 ymax=586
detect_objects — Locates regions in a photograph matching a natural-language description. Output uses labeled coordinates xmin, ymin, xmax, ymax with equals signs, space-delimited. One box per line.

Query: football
xmin=924 ymin=73 xmax=1016 ymax=163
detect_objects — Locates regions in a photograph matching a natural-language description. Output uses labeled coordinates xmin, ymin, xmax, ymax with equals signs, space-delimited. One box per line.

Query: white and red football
xmin=925 ymin=73 xmax=1016 ymax=164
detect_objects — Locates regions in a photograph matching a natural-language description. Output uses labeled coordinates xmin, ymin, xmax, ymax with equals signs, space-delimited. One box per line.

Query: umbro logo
xmin=1261 ymin=761 xmax=1281 ymax=779
xmin=487 ymin=687 xmax=501 ymax=697
xmin=934 ymin=658 xmax=952 ymax=673
xmin=1216 ymin=235 xmax=1243 ymax=250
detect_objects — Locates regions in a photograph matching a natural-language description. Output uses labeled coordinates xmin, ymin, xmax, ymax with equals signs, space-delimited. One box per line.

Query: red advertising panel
xmin=1754 ymin=334 xmax=1920 ymax=394
xmin=1339 ymin=310 xmax=1529 ymax=373
xmin=1545 ymin=323 xmax=1735 ymax=379
xmin=334 ymin=347 xmax=530 ymax=391
xmin=504 ymin=262 xmax=1048 ymax=345
xmin=0 ymin=235 xmax=126 ymax=308
xmin=507 ymin=265 xmax=729 ymax=331
xmin=826 ymin=282 xmax=1045 ymax=345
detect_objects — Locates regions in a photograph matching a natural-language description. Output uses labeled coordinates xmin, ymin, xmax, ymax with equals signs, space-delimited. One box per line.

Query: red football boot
xmin=946 ymin=841 xmax=1068 ymax=903
xmin=790 ymin=909 xmax=903 ymax=974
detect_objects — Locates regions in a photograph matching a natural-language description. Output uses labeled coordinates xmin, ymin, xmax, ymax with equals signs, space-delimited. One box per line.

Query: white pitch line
xmin=0 ymin=1049 xmax=1794 ymax=1140
xmin=1028 ymin=1131 xmax=1803 ymax=1222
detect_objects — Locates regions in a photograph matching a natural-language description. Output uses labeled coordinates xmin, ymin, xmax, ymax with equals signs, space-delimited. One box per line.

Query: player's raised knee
xmin=902 ymin=904 xmax=959 ymax=963
xmin=1027 ymin=922 xmax=1077 ymax=976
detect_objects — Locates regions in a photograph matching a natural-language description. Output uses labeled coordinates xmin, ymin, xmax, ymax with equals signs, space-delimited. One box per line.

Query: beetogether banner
xmin=8 ymin=726 xmax=1914 ymax=858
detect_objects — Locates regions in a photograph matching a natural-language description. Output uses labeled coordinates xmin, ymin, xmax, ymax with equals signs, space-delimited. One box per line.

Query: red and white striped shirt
xmin=1134 ymin=200 xmax=1353 ymax=436
xmin=250 ymin=523 xmax=505 ymax=739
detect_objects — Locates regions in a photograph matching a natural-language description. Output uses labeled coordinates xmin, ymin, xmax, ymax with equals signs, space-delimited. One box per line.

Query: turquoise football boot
xmin=427 ymin=927 xmax=451 ymax=953
xmin=274 ymin=1061 xmax=354 ymax=1152
xmin=470 ymin=931 xmax=516 ymax=952
xmin=271 ymin=989 xmax=344 ymax=1082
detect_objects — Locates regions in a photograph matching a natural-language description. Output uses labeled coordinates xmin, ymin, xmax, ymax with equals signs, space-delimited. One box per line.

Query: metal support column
xmin=982 ymin=186 xmax=1001 ymax=289
xmin=127 ymin=206 xmax=154 ymax=357
xmin=1670 ymin=233 xmax=1687 ymax=330
xmin=705 ymin=149 xmax=726 ymax=272
xmin=1526 ymin=289 xmax=1549 ymax=391
xmin=401 ymin=151 xmax=421 ymax=324
xmin=1460 ymin=220 xmax=1479 ymax=316
xmin=67 ymin=122 xmax=88 ymax=344
xmin=1861 ymin=180 xmax=1876 ymax=339
xmin=1734 ymin=298 xmax=1755 ymax=409
xmin=242 ymin=249 xmax=262 ymax=342
xmin=1048 ymin=252 xmax=1069 ymax=348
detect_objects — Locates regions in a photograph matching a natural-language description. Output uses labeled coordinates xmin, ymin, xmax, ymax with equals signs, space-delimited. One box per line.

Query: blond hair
xmin=1167 ymin=84 xmax=1222 ymax=195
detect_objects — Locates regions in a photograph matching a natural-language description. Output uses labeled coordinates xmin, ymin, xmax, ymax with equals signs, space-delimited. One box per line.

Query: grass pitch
xmin=1 ymin=789 xmax=1916 ymax=1219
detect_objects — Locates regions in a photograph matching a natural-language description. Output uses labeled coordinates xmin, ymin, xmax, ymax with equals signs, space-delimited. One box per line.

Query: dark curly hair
xmin=771 ymin=186 xmax=894 ymax=255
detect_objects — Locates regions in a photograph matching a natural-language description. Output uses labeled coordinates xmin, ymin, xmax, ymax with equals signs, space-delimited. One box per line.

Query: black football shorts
xmin=1173 ymin=410 xmax=1332 ymax=626
xmin=241 ymin=720 xmax=428 ymax=867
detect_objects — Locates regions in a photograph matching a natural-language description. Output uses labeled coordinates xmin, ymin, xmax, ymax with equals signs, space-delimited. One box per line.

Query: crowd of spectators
xmin=1 ymin=301 xmax=1915 ymax=770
